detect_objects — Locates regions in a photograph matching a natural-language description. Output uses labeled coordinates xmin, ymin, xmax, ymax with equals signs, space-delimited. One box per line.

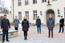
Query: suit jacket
xmin=1 ymin=18 xmax=10 ymax=31
xmin=47 ymin=19 xmax=55 ymax=28
xmin=59 ymin=18 xmax=64 ymax=26
xmin=22 ymin=19 xmax=29 ymax=31
xmin=36 ymin=19 xmax=41 ymax=27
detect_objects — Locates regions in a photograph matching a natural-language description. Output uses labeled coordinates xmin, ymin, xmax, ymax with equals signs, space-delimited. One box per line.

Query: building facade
xmin=11 ymin=0 xmax=65 ymax=25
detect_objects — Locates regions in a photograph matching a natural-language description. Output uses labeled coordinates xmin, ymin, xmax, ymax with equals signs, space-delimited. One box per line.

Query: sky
xmin=1 ymin=0 xmax=11 ymax=11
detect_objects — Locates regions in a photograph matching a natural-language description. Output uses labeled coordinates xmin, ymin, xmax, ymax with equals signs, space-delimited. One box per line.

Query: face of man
xmin=4 ymin=15 xmax=7 ymax=19
xmin=49 ymin=14 xmax=52 ymax=19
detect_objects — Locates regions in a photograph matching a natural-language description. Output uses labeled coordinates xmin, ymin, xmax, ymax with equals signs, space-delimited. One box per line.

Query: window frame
xmin=25 ymin=0 xmax=29 ymax=5
xmin=18 ymin=11 xmax=22 ymax=20
xmin=25 ymin=11 xmax=29 ymax=19
xmin=33 ymin=0 xmax=37 ymax=4
xmin=18 ymin=0 xmax=21 ymax=6
xmin=33 ymin=10 xmax=37 ymax=20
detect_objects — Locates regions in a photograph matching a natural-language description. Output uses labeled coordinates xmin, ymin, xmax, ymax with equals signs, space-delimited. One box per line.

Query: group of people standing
xmin=1 ymin=15 xmax=30 ymax=43
xmin=0 ymin=14 xmax=64 ymax=43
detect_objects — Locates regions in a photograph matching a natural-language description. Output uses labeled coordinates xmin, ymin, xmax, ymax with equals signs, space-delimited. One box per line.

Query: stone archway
xmin=46 ymin=9 xmax=55 ymax=24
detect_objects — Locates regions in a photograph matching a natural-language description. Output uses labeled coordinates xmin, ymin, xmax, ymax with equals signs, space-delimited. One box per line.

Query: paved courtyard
xmin=0 ymin=25 xmax=65 ymax=43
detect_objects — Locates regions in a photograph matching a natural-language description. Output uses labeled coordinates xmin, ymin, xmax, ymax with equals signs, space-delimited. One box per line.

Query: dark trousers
xmin=48 ymin=27 xmax=53 ymax=38
xmin=24 ymin=31 xmax=28 ymax=40
xmin=59 ymin=25 xmax=64 ymax=33
xmin=2 ymin=30 xmax=9 ymax=42
xmin=37 ymin=26 xmax=41 ymax=33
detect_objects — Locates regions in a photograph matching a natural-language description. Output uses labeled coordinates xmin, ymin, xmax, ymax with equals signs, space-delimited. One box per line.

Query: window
xmin=58 ymin=9 xmax=60 ymax=14
xmin=18 ymin=12 xmax=21 ymax=14
xmin=40 ymin=11 xmax=42 ymax=16
xmin=33 ymin=0 xmax=37 ymax=4
xmin=25 ymin=0 xmax=28 ymax=5
xmin=18 ymin=12 xmax=22 ymax=20
xmin=25 ymin=11 xmax=29 ymax=19
xmin=57 ymin=9 xmax=60 ymax=17
xmin=33 ymin=10 xmax=37 ymax=20
xmin=18 ymin=0 xmax=21 ymax=6
xmin=42 ymin=0 xmax=46 ymax=3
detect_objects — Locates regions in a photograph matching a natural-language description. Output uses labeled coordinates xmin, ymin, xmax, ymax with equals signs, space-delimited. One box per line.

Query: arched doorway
xmin=46 ymin=9 xmax=55 ymax=24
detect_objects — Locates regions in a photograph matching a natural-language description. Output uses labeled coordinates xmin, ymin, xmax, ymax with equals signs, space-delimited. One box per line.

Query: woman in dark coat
xmin=22 ymin=18 xmax=29 ymax=40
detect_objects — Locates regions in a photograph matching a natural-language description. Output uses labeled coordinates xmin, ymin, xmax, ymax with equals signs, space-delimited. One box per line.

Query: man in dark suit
xmin=59 ymin=16 xmax=64 ymax=33
xmin=47 ymin=14 xmax=55 ymax=38
xmin=22 ymin=17 xmax=29 ymax=40
xmin=36 ymin=16 xmax=41 ymax=33
xmin=1 ymin=15 xmax=10 ymax=43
